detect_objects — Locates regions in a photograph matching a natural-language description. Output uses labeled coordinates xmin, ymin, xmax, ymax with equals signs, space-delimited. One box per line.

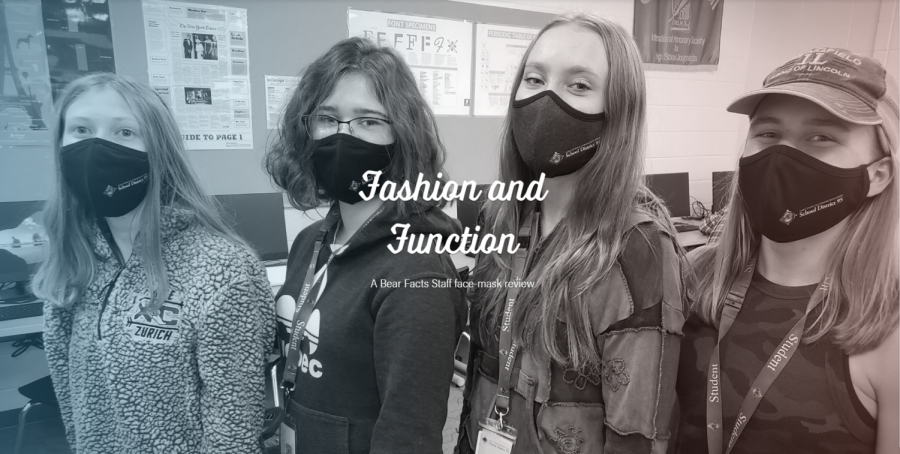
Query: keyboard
xmin=674 ymin=222 xmax=700 ymax=233
xmin=0 ymin=301 xmax=43 ymax=322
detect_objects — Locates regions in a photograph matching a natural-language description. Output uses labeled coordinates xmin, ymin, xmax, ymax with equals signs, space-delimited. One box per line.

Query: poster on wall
xmin=348 ymin=9 xmax=472 ymax=116
xmin=41 ymin=0 xmax=116 ymax=101
xmin=0 ymin=0 xmax=53 ymax=146
xmin=142 ymin=0 xmax=252 ymax=150
xmin=633 ymin=0 xmax=724 ymax=69
xmin=264 ymin=74 xmax=298 ymax=129
xmin=473 ymin=23 xmax=537 ymax=116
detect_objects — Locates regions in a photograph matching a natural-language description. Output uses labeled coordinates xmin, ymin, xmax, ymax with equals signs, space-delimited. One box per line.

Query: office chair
xmin=14 ymin=375 xmax=59 ymax=454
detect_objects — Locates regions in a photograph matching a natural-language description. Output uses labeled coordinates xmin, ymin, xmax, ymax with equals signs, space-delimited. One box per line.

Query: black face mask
xmin=511 ymin=90 xmax=606 ymax=177
xmin=312 ymin=133 xmax=394 ymax=204
xmin=739 ymin=144 xmax=874 ymax=243
xmin=61 ymin=138 xmax=150 ymax=217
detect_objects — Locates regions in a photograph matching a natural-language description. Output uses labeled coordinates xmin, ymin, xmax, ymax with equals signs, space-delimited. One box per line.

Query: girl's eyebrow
xmin=749 ymin=116 xmax=780 ymax=127
xmin=523 ymin=61 xmax=600 ymax=78
xmin=803 ymin=118 xmax=850 ymax=132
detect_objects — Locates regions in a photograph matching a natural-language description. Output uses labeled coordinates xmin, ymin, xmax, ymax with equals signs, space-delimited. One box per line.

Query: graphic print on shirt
xmin=276 ymin=294 xmax=325 ymax=379
xmin=124 ymin=291 xmax=184 ymax=344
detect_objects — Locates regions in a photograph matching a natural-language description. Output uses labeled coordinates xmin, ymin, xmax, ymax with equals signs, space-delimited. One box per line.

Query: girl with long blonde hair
xmin=455 ymin=13 xmax=684 ymax=454
xmin=676 ymin=48 xmax=899 ymax=454
xmin=35 ymin=73 xmax=274 ymax=453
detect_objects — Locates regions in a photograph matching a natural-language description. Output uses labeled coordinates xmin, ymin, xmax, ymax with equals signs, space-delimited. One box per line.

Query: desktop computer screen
xmin=645 ymin=173 xmax=691 ymax=218
xmin=0 ymin=201 xmax=49 ymax=299
xmin=456 ymin=184 xmax=488 ymax=232
xmin=214 ymin=193 xmax=289 ymax=263
xmin=712 ymin=171 xmax=733 ymax=213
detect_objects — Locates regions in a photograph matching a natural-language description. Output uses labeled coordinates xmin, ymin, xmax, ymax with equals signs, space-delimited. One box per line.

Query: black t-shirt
xmin=675 ymin=271 xmax=876 ymax=454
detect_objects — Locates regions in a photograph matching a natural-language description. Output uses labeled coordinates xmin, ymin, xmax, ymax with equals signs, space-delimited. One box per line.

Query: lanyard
xmin=281 ymin=203 xmax=383 ymax=393
xmin=706 ymin=255 xmax=831 ymax=454
xmin=493 ymin=206 xmax=540 ymax=418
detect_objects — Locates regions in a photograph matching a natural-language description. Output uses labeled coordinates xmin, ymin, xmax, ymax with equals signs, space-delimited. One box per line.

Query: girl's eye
xmin=755 ymin=131 xmax=778 ymax=139
xmin=571 ymin=81 xmax=591 ymax=91
xmin=73 ymin=126 xmax=90 ymax=134
xmin=810 ymin=134 xmax=834 ymax=142
xmin=119 ymin=129 xmax=135 ymax=138
xmin=523 ymin=76 xmax=544 ymax=85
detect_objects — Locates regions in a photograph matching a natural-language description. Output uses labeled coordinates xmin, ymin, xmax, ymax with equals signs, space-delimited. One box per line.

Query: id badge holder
xmin=475 ymin=417 xmax=517 ymax=454
xmin=280 ymin=419 xmax=296 ymax=454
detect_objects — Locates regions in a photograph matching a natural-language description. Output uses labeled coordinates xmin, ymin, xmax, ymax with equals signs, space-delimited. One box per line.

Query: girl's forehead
xmin=66 ymin=88 xmax=136 ymax=120
xmin=527 ymin=24 xmax=607 ymax=74
xmin=320 ymin=74 xmax=386 ymax=115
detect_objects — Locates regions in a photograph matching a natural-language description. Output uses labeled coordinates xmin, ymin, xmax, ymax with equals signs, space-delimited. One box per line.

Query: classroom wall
xmin=875 ymin=0 xmax=900 ymax=82
xmin=453 ymin=0 xmax=754 ymax=208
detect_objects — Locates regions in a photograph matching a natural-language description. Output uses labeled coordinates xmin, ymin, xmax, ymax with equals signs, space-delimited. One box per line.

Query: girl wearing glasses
xmin=265 ymin=37 xmax=467 ymax=454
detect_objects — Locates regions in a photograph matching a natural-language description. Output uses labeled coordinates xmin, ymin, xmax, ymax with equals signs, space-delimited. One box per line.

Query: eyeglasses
xmin=303 ymin=114 xmax=393 ymax=143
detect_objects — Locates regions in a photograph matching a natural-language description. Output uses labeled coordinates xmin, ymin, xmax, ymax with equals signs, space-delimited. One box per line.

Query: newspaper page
xmin=142 ymin=0 xmax=252 ymax=150
xmin=348 ymin=9 xmax=472 ymax=116
xmin=265 ymin=75 xmax=299 ymax=129
xmin=473 ymin=23 xmax=537 ymax=116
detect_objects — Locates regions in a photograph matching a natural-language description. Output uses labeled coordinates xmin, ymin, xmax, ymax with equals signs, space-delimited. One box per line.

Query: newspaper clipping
xmin=142 ymin=0 xmax=253 ymax=150
xmin=264 ymin=75 xmax=299 ymax=129
xmin=348 ymin=9 xmax=472 ymax=116
xmin=473 ymin=24 xmax=537 ymax=116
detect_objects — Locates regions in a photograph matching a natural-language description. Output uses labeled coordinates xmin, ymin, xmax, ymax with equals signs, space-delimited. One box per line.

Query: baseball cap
xmin=728 ymin=48 xmax=898 ymax=125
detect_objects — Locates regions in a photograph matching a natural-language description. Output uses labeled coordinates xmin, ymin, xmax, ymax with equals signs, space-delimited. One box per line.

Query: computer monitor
xmin=712 ymin=171 xmax=733 ymax=213
xmin=0 ymin=201 xmax=50 ymax=299
xmin=215 ymin=193 xmax=289 ymax=262
xmin=456 ymin=184 xmax=488 ymax=232
xmin=645 ymin=172 xmax=691 ymax=218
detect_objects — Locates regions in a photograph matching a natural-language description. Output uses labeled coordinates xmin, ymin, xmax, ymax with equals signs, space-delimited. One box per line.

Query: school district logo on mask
xmin=780 ymin=210 xmax=797 ymax=225
xmin=276 ymin=295 xmax=324 ymax=379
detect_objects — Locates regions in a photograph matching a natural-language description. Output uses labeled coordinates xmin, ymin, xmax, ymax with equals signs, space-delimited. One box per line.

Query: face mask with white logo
xmin=60 ymin=137 xmax=150 ymax=217
xmin=511 ymin=90 xmax=606 ymax=177
xmin=738 ymin=144 xmax=876 ymax=243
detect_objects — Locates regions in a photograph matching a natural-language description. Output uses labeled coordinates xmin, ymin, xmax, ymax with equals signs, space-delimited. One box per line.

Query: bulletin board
xmin=1 ymin=0 xmax=554 ymax=203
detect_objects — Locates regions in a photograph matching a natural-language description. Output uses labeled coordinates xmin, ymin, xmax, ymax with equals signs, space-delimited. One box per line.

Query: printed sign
xmin=473 ymin=24 xmax=538 ymax=116
xmin=634 ymin=0 xmax=724 ymax=69
xmin=348 ymin=9 xmax=473 ymax=115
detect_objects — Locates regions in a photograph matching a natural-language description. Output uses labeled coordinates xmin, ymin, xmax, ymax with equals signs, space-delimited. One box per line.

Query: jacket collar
xmin=92 ymin=206 xmax=194 ymax=262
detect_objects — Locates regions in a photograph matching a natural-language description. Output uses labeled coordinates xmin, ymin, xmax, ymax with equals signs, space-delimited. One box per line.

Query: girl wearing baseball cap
xmin=676 ymin=48 xmax=899 ymax=454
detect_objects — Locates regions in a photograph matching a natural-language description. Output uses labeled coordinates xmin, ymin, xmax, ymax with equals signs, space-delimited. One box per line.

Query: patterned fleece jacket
xmin=43 ymin=207 xmax=275 ymax=454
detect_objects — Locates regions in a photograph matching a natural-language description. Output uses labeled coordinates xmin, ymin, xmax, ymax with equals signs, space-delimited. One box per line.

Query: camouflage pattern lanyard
xmin=492 ymin=207 xmax=539 ymax=423
xmin=706 ymin=256 xmax=831 ymax=454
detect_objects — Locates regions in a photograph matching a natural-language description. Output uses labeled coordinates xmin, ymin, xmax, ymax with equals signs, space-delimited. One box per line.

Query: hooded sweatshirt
xmin=42 ymin=207 xmax=276 ymax=454
xmin=275 ymin=202 xmax=467 ymax=454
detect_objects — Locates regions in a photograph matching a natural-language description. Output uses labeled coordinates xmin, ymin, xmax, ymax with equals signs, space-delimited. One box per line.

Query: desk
xmin=0 ymin=315 xmax=42 ymax=338
xmin=0 ymin=266 xmax=291 ymax=339
xmin=674 ymin=218 xmax=709 ymax=250
xmin=677 ymin=229 xmax=708 ymax=249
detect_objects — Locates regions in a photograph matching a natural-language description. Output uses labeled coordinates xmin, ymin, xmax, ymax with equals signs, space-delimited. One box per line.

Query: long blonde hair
xmin=33 ymin=73 xmax=246 ymax=312
xmin=692 ymin=77 xmax=900 ymax=355
xmin=473 ymin=13 xmax=673 ymax=370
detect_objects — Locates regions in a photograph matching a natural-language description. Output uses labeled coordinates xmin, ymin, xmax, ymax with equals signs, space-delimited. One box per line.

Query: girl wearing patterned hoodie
xmin=34 ymin=73 xmax=275 ymax=454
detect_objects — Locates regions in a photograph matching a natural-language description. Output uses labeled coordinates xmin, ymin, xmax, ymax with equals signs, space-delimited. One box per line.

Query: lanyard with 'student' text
xmin=493 ymin=206 xmax=540 ymax=420
xmin=281 ymin=203 xmax=383 ymax=394
xmin=706 ymin=254 xmax=831 ymax=454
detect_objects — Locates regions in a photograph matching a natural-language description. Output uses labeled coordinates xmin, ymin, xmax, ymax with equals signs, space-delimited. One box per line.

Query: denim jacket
xmin=456 ymin=214 xmax=685 ymax=454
